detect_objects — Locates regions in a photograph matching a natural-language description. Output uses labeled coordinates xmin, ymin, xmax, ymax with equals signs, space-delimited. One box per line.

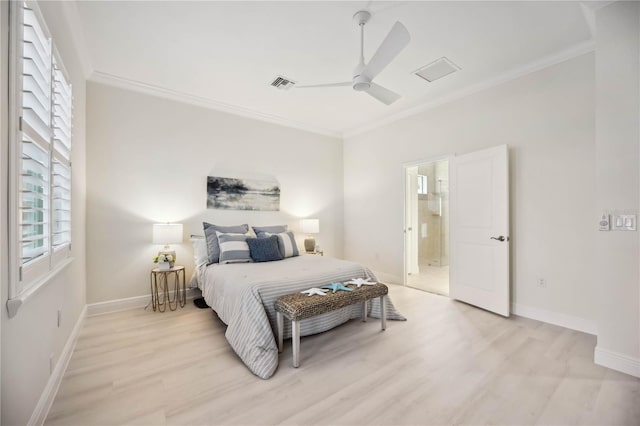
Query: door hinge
xmin=18 ymin=266 xmax=23 ymax=281
xmin=18 ymin=116 xmax=23 ymax=131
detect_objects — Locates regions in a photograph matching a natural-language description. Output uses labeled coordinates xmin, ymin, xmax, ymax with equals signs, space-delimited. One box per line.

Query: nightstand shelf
xmin=150 ymin=265 xmax=186 ymax=312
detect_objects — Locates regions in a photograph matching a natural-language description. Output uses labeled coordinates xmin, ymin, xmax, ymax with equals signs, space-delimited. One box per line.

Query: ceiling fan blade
xmin=365 ymin=83 xmax=401 ymax=105
xmin=362 ymin=21 xmax=410 ymax=81
xmin=295 ymin=82 xmax=351 ymax=89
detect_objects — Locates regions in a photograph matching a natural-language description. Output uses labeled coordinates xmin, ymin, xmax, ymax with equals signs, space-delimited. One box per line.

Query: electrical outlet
xmin=537 ymin=278 xmax=547 ymax=288
xmin=57 ymin=310 xmax=62 ymax=328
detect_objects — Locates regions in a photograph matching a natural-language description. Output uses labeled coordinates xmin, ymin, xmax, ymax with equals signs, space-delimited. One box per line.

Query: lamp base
xmin=304 ymin=238 xmax=316 ymax=252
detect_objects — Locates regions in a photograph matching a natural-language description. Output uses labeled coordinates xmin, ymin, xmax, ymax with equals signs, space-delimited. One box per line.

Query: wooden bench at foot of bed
xmin=274 ymin=283 xmax=388 ymax=368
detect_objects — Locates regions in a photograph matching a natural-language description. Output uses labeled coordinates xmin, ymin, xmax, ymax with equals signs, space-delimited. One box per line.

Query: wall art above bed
xmin=207 ymin=176 xmax=280 ymax=211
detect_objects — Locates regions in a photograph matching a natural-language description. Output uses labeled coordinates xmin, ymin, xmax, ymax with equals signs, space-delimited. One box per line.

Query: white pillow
xmin=190 ymin=235 xmax=208 ymax=268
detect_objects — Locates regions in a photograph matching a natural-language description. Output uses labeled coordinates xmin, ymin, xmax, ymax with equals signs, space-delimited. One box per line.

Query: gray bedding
xmin=197 ymin=255 xmax=405 ymax=379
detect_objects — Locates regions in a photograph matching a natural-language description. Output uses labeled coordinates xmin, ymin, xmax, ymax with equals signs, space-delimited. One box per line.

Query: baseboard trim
xmin=511 ymin=303 xmax=597 ymax=335
xmin=595 ymin=346 xmax=640 ymax=378
xmin=372 ymin=270 xmax=403 ymax=286
xmin=87 ymin=288 xmax=200 ymax=316
xmin=28 ymin=305 xmax=87 ymax=426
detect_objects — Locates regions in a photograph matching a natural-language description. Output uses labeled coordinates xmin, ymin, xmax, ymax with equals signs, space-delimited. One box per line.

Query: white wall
xmin=86 ymin=82 xmax=343 ymax=304
xmin=594 ymin=1 xmax=640 ymax=377
xmin=344 ymin=54 xmax=596 ymax=331
xmin=1 ymin=2 xmax=87 ymax=425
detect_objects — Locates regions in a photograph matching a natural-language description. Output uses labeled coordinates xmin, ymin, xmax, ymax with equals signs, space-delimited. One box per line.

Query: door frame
xmin=402 ymin=155 xmax=452 ymax=288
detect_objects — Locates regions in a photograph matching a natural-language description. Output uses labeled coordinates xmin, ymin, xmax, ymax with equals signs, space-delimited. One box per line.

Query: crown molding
xmin=89 ymin=71 xmax=342 ymax=139
xmin=342 ymin=40 xmax=595 ymax=139
xmin=89 ymin=39 xmax=594 ymax=141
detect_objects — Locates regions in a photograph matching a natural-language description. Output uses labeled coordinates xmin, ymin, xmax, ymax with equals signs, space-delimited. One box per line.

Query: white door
xmin=450 ymin=145 xmax=510 ymax=316
xmin=405 ymin=166 xmax=419 ymax=277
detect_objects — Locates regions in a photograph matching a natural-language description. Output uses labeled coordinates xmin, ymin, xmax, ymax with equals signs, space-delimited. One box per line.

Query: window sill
xmin=6 ymin=257 xmax=74 ymax=318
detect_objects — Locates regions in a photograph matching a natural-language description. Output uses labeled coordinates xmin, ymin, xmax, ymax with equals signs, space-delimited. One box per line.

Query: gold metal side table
xmin=150 ymin=265 xmax=186 ymax=312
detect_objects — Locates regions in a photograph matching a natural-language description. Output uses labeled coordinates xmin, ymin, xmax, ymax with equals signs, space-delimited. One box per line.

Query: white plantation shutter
xmin=20 ymin=2 xmax=52 ymax=268
xmin=9 ymin=1 xmax=73 ymax=299
xmin=52 ymin=60 xmax=72 ymax=249
xmin=20 ymin=133 xmax=49 ymax=263
xmin=53 ymin=63 xmax=72 ymax=160
xmin=22 ymin=4 xmax=51 ymax=135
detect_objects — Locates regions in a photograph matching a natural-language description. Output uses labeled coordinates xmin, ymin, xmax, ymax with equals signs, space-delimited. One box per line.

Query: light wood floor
xmin=46 ymin=285 xmax=640 ymax=426
xmin=407 ymin=265 xmax=450 ymax=296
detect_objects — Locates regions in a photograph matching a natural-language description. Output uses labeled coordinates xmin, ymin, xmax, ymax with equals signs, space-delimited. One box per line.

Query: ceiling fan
xmin=295 ymin=10 xmax=410 ymax=105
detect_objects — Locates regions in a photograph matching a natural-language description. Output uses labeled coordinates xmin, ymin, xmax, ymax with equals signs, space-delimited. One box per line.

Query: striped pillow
xmin=203 ymin=222 xmax=249 ymax=264
xmin=264 ymin=231 xmax=299 ymax=258
xmin=252 ymin=225 xmax=288 ymax=238
xmin=215 ymin=231 xmax=252 ymax=264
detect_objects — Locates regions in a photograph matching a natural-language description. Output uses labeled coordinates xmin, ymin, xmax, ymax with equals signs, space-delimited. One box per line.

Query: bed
xmin=193 ymin=255 xmax=405 ymax=379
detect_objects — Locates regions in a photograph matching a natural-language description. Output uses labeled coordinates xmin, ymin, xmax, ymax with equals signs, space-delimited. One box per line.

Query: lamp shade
xmin=301 ymin=219 xmax=319 ymax=234
xmin=152 ymin=223 xmax=183 ymax=245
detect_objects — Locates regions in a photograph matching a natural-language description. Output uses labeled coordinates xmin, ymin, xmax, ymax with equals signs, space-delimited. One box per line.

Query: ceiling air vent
xmin=413 ymin=57 xmax=460 ymax=83
xmin=270 ymin=75 xmax=296 ymax=90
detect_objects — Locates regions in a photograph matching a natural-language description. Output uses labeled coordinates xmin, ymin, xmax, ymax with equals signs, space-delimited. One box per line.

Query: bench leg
xmin=276 ymin=312 xmax=283 ymax=353
xmin=380 ymin=296 xmax=387 ymax=331
xmin=292 ymin=320 xmax=300 ymax=368
xmin=362 ymin=300 xmax=368 ymax=322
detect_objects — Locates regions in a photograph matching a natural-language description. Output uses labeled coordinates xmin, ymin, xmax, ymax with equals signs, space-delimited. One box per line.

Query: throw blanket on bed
xmin=198 ymin=255 xmax=406 ymax=379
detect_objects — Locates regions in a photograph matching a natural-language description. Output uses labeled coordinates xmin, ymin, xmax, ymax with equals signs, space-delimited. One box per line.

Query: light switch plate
xmin=612 ymin=214 xmax=637 ymax=231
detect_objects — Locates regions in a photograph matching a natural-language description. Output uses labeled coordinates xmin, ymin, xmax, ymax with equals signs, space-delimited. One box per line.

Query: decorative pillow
xmin=247 ymin=235 xmax=283 ymax=262
xmin=252 ymin=225 xmax=288 ymax=238
xmin=203 ymin=222 xmax=249 ymax=264
xmin=190 ymin=235 xmax=208 ymax=268
xmin=216 ymin=231 xmax=252 ymax=264
xmin=264 ymin=231 xmax=299 ymax=258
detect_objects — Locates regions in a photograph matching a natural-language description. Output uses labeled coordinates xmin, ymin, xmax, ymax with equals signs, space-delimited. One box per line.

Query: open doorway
xmin=405 ymin=159 xmax=449 ymax=296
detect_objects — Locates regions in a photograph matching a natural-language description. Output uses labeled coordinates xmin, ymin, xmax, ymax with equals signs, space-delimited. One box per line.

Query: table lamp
xmin=152 ymin=223 xmax=183 ymax=262
xmin=301 ymin=219 xmax=319 ymax=252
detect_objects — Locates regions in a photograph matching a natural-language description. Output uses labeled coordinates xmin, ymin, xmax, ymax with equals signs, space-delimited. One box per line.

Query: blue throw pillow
xmin=247 ymin=235 xmax=284 ymax=262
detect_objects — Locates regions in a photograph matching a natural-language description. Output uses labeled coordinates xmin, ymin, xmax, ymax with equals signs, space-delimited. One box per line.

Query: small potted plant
xmin=153 ymin=253 xmax=175 ymax=270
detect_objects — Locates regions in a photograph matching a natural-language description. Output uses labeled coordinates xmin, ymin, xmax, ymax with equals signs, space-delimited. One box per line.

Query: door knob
xmin=490 ymin=235 xmax=508 ymax=242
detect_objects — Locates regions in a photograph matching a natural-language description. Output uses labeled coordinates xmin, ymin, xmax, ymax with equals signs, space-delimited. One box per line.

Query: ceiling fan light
xmin=354 ymin=82 xmax=371 ymax=91
xmin=353 ymin=73 xmax=371 ymax=91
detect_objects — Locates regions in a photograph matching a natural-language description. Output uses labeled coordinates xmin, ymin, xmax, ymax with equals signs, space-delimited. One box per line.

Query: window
xmin=9 ymin=1 xmax=72 ymax=300
xmin=417 ymin=175 xmax=428 ymax=195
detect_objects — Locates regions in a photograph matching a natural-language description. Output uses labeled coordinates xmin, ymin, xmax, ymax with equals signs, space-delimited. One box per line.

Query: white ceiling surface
xmin=76 ymin=1 xmax=592 ymax=137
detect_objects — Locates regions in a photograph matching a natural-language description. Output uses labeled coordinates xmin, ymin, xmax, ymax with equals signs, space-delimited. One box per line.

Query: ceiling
xmin=75 ymin=1 xmax=593 ymax=137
